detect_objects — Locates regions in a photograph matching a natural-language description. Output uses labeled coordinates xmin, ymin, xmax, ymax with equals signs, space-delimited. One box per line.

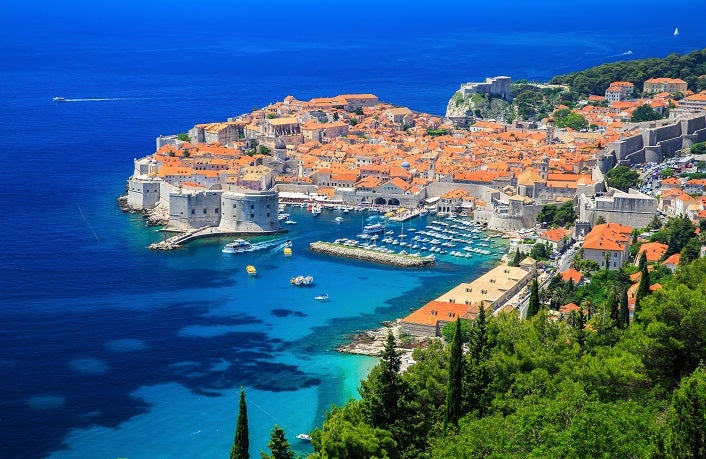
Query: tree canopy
xmin=549 ymin=48 xmax=706 ymax=96
xmin=305 ymin=254 xmax=706 ymax=458
xmin=605 ymin=165 xmax=640 ymax=192
xmin=630 ymin=104 xmax=663 ymax=122
xmin=551 ymin=108 xmax=588 ymax=131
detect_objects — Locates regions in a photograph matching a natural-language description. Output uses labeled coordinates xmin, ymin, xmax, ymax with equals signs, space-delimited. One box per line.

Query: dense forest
xmin=549 ymin=47 xmax=706 ymax=97
xmin=301 ymin=253 xmax=706 ymax=458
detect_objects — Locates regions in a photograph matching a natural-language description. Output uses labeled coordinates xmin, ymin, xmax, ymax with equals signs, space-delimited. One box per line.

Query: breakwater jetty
xmin=309 ymin=241 xmax=435 ymax=267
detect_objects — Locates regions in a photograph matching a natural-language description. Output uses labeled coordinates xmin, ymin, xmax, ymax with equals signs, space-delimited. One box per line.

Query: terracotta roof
xmin=560 ymin=268 xmax=584 ymax=284
xmin=401 ymin=300 xmax=479 ymax=327
xmin=635 ymin=242 xmax=668 ymax=263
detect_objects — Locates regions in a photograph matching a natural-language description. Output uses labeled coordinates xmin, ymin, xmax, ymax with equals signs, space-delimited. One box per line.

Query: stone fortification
xmin=600 ymin=113 xmax=706 ymax=170
xmin=310 ymin=242 xmax=434 ymax=267
xmin=578 ymin=188 xmax=657 ymax=228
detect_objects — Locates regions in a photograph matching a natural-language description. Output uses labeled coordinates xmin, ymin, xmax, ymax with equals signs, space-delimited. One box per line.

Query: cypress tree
xmin=527 ymin=277 xmax=540 ymax=318
xmin=606 ymin=288 xmax=620 ymax=325
xmin=638 ymin=251 xmax=647 ymax=271
xmin=470 ymin=304 xmax=487 ymax=364
xmin=230 ymin=387 xmax=250 ymax=459
xmin=638 ymin=255 xmax=651 ymax=299
xmin=444 ymin=318 xmax=464 ymax=429
xmin=618 ymin=287 xmax=630 ymax=329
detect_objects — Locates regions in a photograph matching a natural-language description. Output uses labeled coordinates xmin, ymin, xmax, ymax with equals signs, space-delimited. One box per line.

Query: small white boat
xmin=291 ymin=275 xmax=314 ymax=286
xmin=222 ymin=239 xmax=253 ymax=253
xmin=314 ymin=294 xmax=329 ymax=301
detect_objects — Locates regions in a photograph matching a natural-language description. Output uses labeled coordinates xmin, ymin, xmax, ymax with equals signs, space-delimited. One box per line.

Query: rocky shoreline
xmin=309 ymin=241 xmax=435 ymax=267
xmin=117 ymin=195 xmax=169 ymax=226
xmin=336 ymin=320 xmax=428 ymax=372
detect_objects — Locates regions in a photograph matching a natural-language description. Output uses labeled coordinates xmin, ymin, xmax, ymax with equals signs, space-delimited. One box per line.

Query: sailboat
xmin=674 ymin=27 xmax=679 ymax=37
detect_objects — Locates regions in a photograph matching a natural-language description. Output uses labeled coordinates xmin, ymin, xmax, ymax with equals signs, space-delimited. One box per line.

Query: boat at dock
xmin=222 ymin=239 xmax=253 ymax=253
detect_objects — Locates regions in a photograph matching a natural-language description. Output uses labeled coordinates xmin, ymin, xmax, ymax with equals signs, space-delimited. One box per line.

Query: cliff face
xmin=445 ymin=91 xmax=514 ymax=123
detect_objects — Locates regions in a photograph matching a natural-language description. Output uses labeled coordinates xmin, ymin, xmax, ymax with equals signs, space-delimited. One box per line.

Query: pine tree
xmin=261 ymin=425 xmax=295 ymax=459
xmin=444 ymin=318 xmax=464 ymax=429
xmin=230 ymin=387 xmax=250 ymax=459
xmin=571 ymin=309 xmax=587 ymax=354
xmin=618 ymin=287 xmax=630 ymax=329
xmin=470 ymin=304 xmax=487 ymax=364
xmin=359 ymin=330 xmax=404 ymax=429
xmin=511 ymin=249 xmax=522 ymax=267
xmin=606 ymin=288 xmax=619 ymax=325
xmin=464 ymin=305 xmax=490 ymax=417
xmin=527 ymin=277 xmax=540 ymax=318
xmin=664 ymin=364 xmax=706 ymax=458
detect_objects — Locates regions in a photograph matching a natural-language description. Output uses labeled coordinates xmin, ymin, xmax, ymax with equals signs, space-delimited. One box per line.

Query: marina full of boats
xmin=330 ymin=215 xmax=501 ymax=260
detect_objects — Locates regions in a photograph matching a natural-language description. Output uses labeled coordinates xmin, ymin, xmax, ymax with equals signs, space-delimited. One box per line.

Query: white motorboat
xmin=222 ymin=239 xmax=253 ymax=253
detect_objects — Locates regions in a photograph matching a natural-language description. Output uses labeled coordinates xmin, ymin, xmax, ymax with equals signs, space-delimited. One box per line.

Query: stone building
xmin=578 ymin=188 xmax=657 ymax=228
xmin=219 ymin=190 xmax=281 ymax=233
xmin=167 ymin=189 xmax=223 ymax=231
xmin=581 ymin=223 xmax=632 ymax=270
xmin=643 ymin=77 xmax=688 ymax=94
xmin=459 ymin=76 xmax=512 ymax=101
xmin=401 ymin=258 xmax=535 ymax=337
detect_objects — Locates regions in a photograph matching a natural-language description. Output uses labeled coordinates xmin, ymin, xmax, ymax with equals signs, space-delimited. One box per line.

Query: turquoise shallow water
xmin=34 ymin=206 xmax=505 ymax=459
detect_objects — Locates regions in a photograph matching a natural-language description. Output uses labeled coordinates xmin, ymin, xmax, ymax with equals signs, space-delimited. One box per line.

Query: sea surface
xmin=1 ymin=1 xmax=704 ymax=457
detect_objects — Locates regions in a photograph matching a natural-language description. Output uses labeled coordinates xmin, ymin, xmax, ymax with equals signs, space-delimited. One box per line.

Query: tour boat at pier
xmin=222 ymin=239 xmax=253 ymax=253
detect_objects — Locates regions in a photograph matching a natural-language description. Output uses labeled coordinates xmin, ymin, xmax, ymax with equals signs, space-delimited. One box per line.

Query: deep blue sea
xmin=1 ymin=1 xmax=704 ymax=457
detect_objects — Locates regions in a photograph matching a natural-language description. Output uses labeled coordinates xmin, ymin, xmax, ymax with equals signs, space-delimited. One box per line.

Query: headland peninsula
xmin=121 ymin=62 xmax=706 ymax=344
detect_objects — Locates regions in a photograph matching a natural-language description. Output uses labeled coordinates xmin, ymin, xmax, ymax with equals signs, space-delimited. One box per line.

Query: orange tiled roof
xmin=560 ymin=268 xmax=584 ymax=284
xmin=635 ymin=242 xmax=668 ymax=263
xmin=402 ymin=301 xmax=479 ymax=327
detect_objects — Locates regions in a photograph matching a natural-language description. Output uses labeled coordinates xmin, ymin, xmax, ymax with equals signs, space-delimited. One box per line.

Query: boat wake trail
xmin=63 ymin=97 xmax=155 ymax=102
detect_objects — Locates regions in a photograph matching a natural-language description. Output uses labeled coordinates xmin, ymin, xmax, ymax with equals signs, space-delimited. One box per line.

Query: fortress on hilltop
xmin=459 ymin=76 xmax=512 ymax=101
